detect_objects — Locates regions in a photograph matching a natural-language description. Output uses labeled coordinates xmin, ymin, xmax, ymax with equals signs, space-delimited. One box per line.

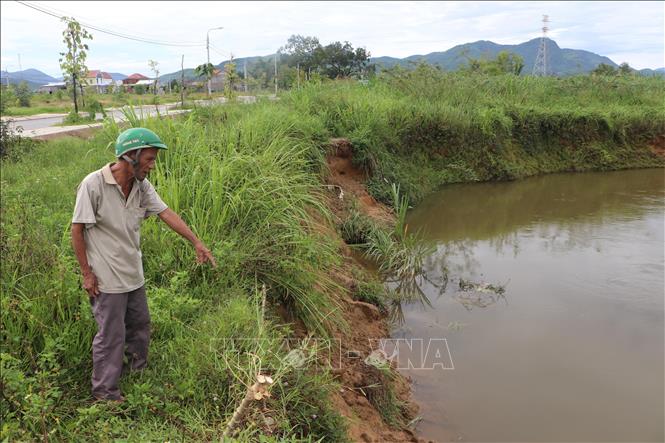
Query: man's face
xmin=133 ymin=147 xmax=159 ymax=181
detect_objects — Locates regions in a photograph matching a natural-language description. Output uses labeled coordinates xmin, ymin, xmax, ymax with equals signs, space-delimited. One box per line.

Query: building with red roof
xmin=122 ymin=73 xmax=150 ymax=85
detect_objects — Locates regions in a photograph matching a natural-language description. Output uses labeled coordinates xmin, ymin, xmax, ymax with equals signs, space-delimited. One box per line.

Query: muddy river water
xmin=393 ymin=169 xmax=664 ymax=442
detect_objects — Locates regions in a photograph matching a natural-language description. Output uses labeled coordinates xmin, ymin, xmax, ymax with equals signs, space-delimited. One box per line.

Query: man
xmin=71 ymin=127 xmax=216 ymax=401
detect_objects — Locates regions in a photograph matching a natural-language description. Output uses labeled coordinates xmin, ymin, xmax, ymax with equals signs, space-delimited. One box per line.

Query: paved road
xmin=5 ymin=96 xmax=261 ymax=133
xmin=7 ymin=104 xmax=179 ymax=132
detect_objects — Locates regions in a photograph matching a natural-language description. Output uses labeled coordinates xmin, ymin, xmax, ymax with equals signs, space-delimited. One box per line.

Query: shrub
xmin=15 ymin=81 xmax=32 ymax=107
xmin=86 ymin=98 xmax=105 ymax=120
xmin=1 ymin=85 xmax=17 ymax=110
xmin=63 ymin=109 xmax=84 ymax=124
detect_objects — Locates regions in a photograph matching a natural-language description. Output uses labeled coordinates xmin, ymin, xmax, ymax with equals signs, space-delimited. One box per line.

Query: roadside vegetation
xmin=2 ymin=68 xmax=663 ymax=441
xmin=0 ymin=85 xmax=223 ymax=117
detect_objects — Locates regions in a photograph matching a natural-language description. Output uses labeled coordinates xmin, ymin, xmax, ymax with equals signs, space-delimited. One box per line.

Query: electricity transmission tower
xmin=532 ymin=15 xmax=550 ymax=76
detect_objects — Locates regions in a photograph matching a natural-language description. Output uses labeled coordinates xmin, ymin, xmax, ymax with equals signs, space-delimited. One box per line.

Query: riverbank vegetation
xmin=286 ymin=65 xmax=665 ymax=204
xmin=2 ymin=71 xmax=663 ymax=441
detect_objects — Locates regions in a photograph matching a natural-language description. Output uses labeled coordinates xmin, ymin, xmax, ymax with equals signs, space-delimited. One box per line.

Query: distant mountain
xmin=373 ymin=38 xmax=623 ymax=76
xmin=158 ymin=55 xmax=268 ymax=83
xmin=0 ymin=68 xmax=58 ymax=89
xmin=639 ymin=67 xmax=665 ymax=76
xmin=158 ymin=68 xmax=196 ymax=84
xmin=109 ymin=72 xmax=128 ymax=81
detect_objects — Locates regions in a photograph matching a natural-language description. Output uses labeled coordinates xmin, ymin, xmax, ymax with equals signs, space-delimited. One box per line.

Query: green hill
xmin=372 ymin=38 xmax=622 ymax=75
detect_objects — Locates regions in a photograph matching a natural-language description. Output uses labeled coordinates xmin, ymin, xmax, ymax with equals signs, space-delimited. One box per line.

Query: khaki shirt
xmin=72 ymin=163 xmax=167 ymax=293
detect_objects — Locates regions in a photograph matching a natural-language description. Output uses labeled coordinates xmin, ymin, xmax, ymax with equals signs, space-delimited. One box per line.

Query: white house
xmin=38 ymin=81 xmax=67 ymax=93
xmin=81 ymin=70 xmax=114 ymax=93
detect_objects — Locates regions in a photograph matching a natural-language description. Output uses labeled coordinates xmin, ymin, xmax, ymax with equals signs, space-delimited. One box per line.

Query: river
xmin=393 ymin=169 xmax=664 ymax=442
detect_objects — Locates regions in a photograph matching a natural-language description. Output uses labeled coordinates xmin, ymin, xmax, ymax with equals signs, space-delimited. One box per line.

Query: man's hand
xmin=194 ymin=241 xmax=217 ymax=267
xmin=159 ymin=209 xmax=217 ymax=268
xmin=83 ymin=271 xmax=100 ymax=297
xmin=72 ymin=223 xmax=100 ymax=297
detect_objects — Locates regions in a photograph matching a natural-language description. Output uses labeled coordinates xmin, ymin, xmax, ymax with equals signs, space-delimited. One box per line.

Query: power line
xmin=23 ymin=0 xmax=202 ymax=44
xmin=16 ymin=1 xmax=205 ymax=47
xmin=209 ymin=44 xmax=232 ymax=59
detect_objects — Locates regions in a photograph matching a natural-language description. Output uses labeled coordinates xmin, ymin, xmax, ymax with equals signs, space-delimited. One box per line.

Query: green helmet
xmin=114 ymin=127 xmax=167 ymax=157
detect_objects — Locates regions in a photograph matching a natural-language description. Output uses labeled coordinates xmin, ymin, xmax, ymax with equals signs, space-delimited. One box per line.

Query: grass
xmin=286 ymin=66 xmax=665 ymax=204
xmin=1 ymin=103 xmax=348 ymax=441
xmin=3 ymin=105 xmax=71 ymax=116
xmin=2 ymin=70 xmax=664 ymax=441
xmin=1 ymin=90 xmax=226 ymax=117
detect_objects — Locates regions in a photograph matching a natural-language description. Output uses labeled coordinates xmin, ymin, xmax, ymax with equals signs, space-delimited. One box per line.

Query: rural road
xmin=3 ymin=95 xmax=260 ymax=133
xmin=8 ymin=105 xmax=173 ymax=131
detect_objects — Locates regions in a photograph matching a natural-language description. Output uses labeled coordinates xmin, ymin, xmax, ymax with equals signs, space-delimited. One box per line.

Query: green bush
xmin=1 ymin=85 xmax=17 ymax=110
xmin=63 ymin=109 xmax=84 ymax=124
xmin=86 ymin=98 xmax=106 ymax=120
xmin=14 ymin=81 xmax=32 ymax=107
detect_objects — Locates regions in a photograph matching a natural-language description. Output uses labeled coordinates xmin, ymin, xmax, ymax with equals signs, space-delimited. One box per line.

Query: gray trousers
xmin=90 ymin=286 xmax=150 ymax=400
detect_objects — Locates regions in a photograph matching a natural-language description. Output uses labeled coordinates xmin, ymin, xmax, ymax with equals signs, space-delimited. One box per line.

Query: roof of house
xmin=86 ymin=70 xmax=113 ymax=79
xmin=132 ymin=79 xmax=154 ymax=86
xmin=127 ymin=73 xmax=150 ymax=80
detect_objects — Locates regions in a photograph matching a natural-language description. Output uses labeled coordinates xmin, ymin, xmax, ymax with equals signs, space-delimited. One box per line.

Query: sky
xmin=1 ymin=1 xmax=663 ymax=77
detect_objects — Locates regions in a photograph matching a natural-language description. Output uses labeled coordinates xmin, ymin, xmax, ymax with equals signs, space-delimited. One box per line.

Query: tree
xmin=462 ymin=51 xmax=523 ymax=75
xmin=495 ymin=51 xmax=524 ymax=75
xmin=618 ymin=62 xmax=633 ymax=76
xmin=14 ymin=81 xmax=32 ymax=107
xmin=223 ymin=56 xmax=240 ymax=101
xmin=148 ymin=59 xmax=160 ymax=94
xmin=248 ymin=57 xmax=276 ymax=90
xmin=280 ymin=35 xmax=322 ymax=79
xmin=320 ymin=41 xmax=370 ymax=78
xmin=592 ymin=63 xmax=617 ymax=76
xmin=0 ymin=85 xmax=17 ymax=110
xmin=59 ymin=17 xmax=92 ymax=113
xmin=194 ymin=63 xmax=215 ymax=95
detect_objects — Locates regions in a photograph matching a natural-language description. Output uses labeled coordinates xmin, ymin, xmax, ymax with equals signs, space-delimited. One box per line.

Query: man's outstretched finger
xmin=207 ymin=252 xmax=217 ymax=268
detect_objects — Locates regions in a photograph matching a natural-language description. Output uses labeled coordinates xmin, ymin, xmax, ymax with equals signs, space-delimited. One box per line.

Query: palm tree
xmin=194 ymin=63 xmax=215 ymax=97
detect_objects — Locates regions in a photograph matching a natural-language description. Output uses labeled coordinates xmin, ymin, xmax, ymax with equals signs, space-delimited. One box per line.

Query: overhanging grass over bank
xmin=2 ymin=72 xmax=663 ymax=440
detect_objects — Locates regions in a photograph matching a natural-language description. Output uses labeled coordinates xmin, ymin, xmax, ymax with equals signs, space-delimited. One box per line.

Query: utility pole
xmin=3 ymin=65 xmax=11 ymax=87
xmin=206 ymin=26 xmax=223 ymax=97
xmin=180 ymin=54 xmax=185 ymax=109
xmin=274 ymin=52 xmax=278 ymax=96
xmin=17 ymin=54 xmax=22 ymax=80
xmin=297 ymin=63 xmax=300 ymax=89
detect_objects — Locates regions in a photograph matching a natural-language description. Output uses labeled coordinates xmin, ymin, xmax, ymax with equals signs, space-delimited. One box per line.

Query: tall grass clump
xmin=1 ymin=102 xmax=349 ymax=441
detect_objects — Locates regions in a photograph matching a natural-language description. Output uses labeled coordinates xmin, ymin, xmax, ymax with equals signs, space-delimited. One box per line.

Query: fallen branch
xmin=222 ymin=375 xmax=274 ymax=438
